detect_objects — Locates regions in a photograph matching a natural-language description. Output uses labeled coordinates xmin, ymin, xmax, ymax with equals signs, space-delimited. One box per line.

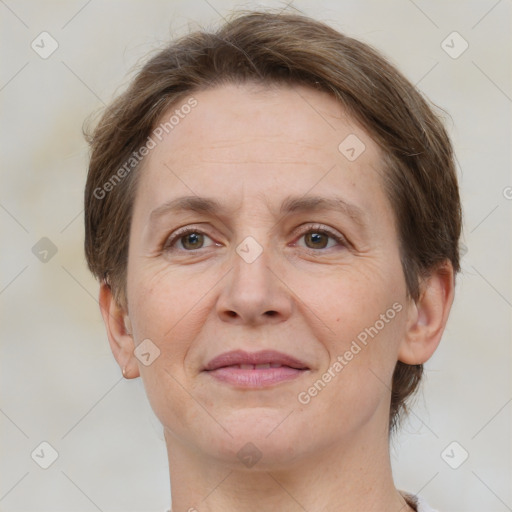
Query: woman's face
xmin=124 ymin=83 xmax=413 ymax=465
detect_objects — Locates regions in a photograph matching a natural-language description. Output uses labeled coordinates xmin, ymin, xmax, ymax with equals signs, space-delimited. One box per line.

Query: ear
xmin=99 ymin=281 xmax=140 ymax=379
xmin=398 ymin=261 xmax=455 ymax=364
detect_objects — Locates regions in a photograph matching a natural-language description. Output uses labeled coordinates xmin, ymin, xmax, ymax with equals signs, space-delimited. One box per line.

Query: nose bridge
xmin=216 ymin=233 xmax=292 ymax=324
xmin=234 ymin=235 xmax=273 ymax=292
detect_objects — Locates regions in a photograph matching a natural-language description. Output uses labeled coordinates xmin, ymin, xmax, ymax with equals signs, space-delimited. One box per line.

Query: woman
xmin=84 ymin=11 xmax=461 ymax=512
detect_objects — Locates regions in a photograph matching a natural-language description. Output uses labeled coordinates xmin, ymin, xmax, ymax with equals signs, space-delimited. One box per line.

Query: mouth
xmin=203 ymin=350 xmax=310 ymax=388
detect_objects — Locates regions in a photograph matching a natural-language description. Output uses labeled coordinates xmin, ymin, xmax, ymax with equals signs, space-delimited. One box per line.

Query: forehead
xmin=133 ymin=83 xmax=391 ymax=227
xmin=155 ymin=83 xmax=372 ymax=161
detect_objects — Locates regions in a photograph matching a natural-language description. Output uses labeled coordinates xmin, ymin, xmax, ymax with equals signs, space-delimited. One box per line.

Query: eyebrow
xmin=279 ymin=195 xmax=366 ymax=228
xmin=148 ymin=194 xmax=367 ymax=229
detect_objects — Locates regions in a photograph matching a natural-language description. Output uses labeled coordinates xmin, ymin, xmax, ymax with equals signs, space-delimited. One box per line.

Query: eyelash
xmin=162 ymin=224 xmax=349 ymax=253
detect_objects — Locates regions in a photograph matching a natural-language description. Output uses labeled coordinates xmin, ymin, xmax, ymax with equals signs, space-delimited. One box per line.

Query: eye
xmin=162 ymin=224 xmax=348 ymax=254
xmin=163 ymin=227 xmax=216 ymax=252
xmin=295 ymin=225 xmax=347 ymax=251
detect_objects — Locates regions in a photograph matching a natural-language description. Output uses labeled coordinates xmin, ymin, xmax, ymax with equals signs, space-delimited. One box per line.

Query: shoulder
xmin=416 ymin=495 xmax=440 ymax=512
xmin=401 ymin=491 xmax=440 ymax=512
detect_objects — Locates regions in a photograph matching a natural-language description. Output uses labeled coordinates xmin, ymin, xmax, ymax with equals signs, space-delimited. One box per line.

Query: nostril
xmin=265 ymin=310 xmax=277 ymax=317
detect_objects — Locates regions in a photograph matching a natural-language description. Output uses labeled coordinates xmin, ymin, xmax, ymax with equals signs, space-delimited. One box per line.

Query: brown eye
xmin=304 ymin=231 xmax=330 ymax=249
xmin=296 ymin=226 xmax=346 ymax=251
xmin=180 ymin=232 xmax=204 ymax=250
xmin=164 ymin=228 xmax=216 ymax=252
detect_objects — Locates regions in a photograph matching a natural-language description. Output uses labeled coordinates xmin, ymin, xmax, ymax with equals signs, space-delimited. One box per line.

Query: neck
xmin=164 ymin=421 xmax=412 ymax=512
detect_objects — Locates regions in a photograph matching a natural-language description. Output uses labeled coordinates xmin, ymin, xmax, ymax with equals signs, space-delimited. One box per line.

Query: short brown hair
xmin=84 ymin=11 xmax=462 ymax=430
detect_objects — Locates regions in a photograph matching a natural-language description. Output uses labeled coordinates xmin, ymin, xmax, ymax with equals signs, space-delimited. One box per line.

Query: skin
xmin=100 ymin=83 xmax=455 ymax=512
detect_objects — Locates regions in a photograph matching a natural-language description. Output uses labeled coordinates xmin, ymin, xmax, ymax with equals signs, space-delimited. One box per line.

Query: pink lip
xmin=203 ymin=350 xmax=309 ymax=388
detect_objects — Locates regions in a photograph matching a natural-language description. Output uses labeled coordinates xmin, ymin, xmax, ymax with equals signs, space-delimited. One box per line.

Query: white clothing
xmin=405 ymin=492 xmax=439 ymax=512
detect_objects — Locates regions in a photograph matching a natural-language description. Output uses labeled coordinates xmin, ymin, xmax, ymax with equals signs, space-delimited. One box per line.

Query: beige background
xmin=1 ymin=1 xmax=511 ymax=511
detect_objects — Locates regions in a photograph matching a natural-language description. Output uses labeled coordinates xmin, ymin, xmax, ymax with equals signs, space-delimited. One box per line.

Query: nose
xmin=216 ymin=240 xmax=293 ymax=326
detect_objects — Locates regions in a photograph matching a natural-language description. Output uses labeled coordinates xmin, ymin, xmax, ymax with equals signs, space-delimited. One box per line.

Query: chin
xmin=195 ymin=407 xmax=314 ymax=469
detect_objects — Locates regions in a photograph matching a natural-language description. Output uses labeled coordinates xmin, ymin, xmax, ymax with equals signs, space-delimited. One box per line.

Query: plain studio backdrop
xmin=0 ymin=1 xmax=510 ymax=511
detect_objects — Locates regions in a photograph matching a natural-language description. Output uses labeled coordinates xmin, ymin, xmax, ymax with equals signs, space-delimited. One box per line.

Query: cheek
xmin=127 ymin=262 xmax=212 ymax=341
xmin=299 ymin=256 xmax=408 ymax=400
xmin=299 ymin=257 xmax=405 ymax=344
xmin=298 ymin=305 xmax=407 ymax=436
xmin=126 ymin=267 xmax=216 ymax=433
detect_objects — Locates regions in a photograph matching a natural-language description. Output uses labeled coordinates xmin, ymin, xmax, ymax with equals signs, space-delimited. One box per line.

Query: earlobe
xmin=398 ymin=261 xmax=455 ymax=365
xmin=99 ymin=281 xmax=140 ymax=379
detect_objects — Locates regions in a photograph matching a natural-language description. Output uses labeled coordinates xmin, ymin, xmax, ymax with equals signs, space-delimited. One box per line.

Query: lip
xmin=203 ymin=350 xmax=310 ymax=388
xmin=204 ymin=350 xmax=309 ymax=371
